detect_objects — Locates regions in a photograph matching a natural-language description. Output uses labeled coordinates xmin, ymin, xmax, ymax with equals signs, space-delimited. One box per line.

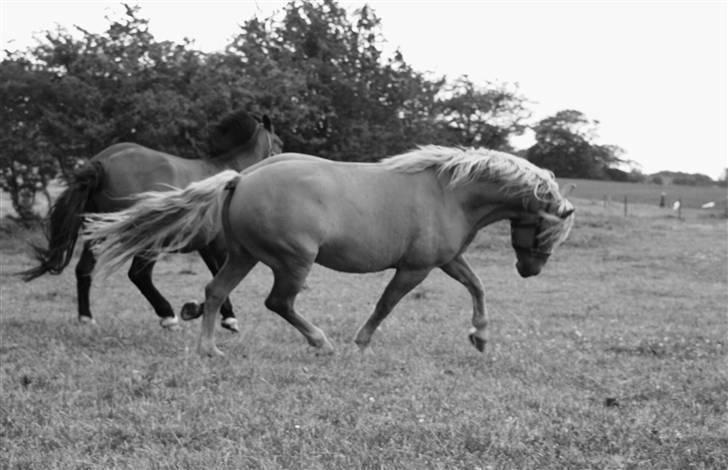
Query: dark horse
xmin=22 ymin=110 xmax=282 ymax=332
xmin=84 ymin=146 xmax=575 ymax=357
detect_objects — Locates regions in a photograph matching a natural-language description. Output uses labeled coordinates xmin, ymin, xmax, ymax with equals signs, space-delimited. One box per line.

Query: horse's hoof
xmin=356 ymin=344 xmax=375 ymax=356
xmin=160 ymin=316 xmax=180 ymax=330
xmin=221 ymin=318 xmax=239 ymax=333
xmin=198 ymin=344 xmax=225 ymax=358
xmin=315 ymin=343 xmax=335 ymax=356
xmin=180 ymin=301 xmax=202 ymax=321
xmin=310 ymin=332 xmax=335 ymax=355
xmin=468 ymin=329 xmax=487 ymax=352
xmin=78 ymin=316 xmax=96 ymax=325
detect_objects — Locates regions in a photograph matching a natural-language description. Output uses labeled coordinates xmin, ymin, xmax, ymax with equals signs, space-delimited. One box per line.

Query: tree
xmin=32 ymin=4 xmax=221 ymax=162
xmin=526 ymin=110 xmax=625 ymax=178
xmin=0 ymin=54 xmax=58 ymax=222
xmin=227 ymin=0 xmax=444 ymax=160
xmin=436 ymin=77 xmax=530 ymax=150
xmin=0 ymin=4 xmax=241 ymax=223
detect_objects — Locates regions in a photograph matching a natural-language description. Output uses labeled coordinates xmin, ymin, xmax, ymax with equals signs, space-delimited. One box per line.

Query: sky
xmin=1 ymin=1 xmax=726 ymax=178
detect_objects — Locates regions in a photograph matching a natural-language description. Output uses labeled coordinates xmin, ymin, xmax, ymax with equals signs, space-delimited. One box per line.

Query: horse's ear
xmin=561 ymin=183 xmax=576 ymax=197
xmin=560 ymin=208 xmax=575 ymax=219
xmin=263 ymin=115 xmax=272 ymax=131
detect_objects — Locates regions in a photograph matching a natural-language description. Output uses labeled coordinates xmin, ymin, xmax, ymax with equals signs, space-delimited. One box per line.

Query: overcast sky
xmin=2 ymin=1 xmax=726 ymax=178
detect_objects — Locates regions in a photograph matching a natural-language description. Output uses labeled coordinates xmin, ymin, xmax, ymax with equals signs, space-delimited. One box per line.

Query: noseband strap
xmin=511 ymin=218 xmax=552 ymax=260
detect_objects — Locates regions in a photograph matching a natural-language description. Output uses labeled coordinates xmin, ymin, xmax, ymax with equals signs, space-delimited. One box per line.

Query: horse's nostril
xmin=516 ymin=261 xmax=539 ymax=278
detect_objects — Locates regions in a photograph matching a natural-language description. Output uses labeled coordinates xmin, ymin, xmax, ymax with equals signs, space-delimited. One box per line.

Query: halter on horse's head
xmin=503 ymin=168 xmax=575 ymax=277
xmin=510 ymin=197 xmax=575 ymax=277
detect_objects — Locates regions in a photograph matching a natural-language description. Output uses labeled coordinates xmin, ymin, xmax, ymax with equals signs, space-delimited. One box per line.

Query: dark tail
xmin=82 ymin=170 xmax=240 ymax=277
xmin=21 ymin=161 xmax=104 ymax=281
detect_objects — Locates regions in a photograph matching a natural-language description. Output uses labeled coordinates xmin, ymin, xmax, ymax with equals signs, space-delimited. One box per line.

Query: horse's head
xmin=208 ymin=111 xmax=283 ymax=161
xmin=510 ymin=199 xmax=575 ymax=277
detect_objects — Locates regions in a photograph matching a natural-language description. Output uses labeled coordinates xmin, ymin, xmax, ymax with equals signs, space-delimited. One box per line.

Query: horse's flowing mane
xmin=207 ymin=109 xmax=260 ymax=159
xmin=381 ymin=145 xmax=565 ymax=210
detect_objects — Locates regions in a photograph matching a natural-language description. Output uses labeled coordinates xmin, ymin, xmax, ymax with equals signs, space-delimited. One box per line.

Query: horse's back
xmin=90 ymin=143 xmax=214 ymax=210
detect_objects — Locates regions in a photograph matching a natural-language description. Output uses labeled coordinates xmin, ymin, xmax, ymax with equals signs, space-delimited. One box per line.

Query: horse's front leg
xmin=353 ymin=268 xmax=430 ymax=351
xmin=440 ymin=254 xmax=488 ymax=352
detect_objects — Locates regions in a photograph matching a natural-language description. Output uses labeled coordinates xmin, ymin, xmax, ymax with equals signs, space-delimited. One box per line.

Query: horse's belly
xmin=315 ymin=241 xmax=396 ymax=273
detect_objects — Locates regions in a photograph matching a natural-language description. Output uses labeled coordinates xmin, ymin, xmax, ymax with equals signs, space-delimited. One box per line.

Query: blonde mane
xmin=380 ymin=145 xmax=565 ymax=210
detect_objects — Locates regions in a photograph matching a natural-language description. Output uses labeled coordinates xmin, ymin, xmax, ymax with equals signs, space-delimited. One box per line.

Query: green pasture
xmin=560 ymin=178 xmax=727 ymax=212
xmin=1 ymin=193 xmax=726 ymax=469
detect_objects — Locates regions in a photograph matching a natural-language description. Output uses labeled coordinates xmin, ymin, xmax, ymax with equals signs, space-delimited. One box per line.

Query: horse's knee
xmin=204 ymin=283 xmax=229 ymax=309
xmin=264 ymin=294 xmax=289 ymax=314
xmin=75 ymin=266 xmax=92 ymax=282
xmin=75 ymin=258 xmax=95 ymax=280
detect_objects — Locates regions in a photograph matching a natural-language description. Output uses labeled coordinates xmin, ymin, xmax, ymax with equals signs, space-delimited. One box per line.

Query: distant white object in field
xmin=701 ymin=201 xmax=715 ymax=209
xmin=673 ymin=201 xmax=681 ymax=210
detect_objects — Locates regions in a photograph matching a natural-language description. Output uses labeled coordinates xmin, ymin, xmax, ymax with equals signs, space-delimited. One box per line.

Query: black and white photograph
xmin=1 ymin=1 xmax=726 ymax=468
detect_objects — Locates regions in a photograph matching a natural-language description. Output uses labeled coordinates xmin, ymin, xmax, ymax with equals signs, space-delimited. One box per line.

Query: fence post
xmin=624 ymin=195 xmax=628 ymax=217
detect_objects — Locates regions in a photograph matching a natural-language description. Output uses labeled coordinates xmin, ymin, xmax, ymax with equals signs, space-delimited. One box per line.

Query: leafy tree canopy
xmin=525 ymin=110 xmax=627 ymax=179
xmin=5 ymin=0 xmax=713 ymax=223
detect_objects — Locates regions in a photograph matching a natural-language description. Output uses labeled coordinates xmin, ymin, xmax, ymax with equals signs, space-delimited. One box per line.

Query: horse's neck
xmin=453 ymin=181 xmax=519 ymax=230
xmin=211 ymin=139 xmax=267 ymax=172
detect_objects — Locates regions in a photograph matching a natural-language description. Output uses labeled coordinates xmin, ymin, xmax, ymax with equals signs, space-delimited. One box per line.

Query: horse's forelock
xmin=538 ymin=209 xmax=575 ymax=250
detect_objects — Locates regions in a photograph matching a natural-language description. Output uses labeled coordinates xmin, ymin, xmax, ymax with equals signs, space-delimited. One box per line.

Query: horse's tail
xmin=82 ymin=170 xmax=241 ymax=277
xmin=21 ymin=161 xmax=105 ymax=281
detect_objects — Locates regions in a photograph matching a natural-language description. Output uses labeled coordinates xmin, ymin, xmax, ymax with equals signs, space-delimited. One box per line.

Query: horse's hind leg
xmin=128 ymin=256 xmax=177 ymax=329
xmin=441 ymin=255 xmax=487 ymax=352
xmin=75 ymin=242 xmax=96 ymax=324
xmin=197 ymin=251 xmax=258 ymax=357
xmin=265 ymin=264 xmax=333 ymax=354
xmin=353 ymin=268 xmax=430 ymax=351
xmin=198 ymin=243 xmax=239 ymax=333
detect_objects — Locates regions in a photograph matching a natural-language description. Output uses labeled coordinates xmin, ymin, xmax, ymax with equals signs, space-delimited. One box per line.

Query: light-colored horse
xmin=83 ymin=146 xmax=574 ymax=356
xmin=22 ymin=110 xmax=282 ymax=332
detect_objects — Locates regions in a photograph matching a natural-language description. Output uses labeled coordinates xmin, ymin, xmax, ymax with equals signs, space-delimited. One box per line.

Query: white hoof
xmin=221 ymin=317 xmax=239 ymax=333
xmin=468 ymin=327 xmax=487 ymax=352
xmin=198 ymin=343 xmax=224 ymax=357
xmin=314 ymin=340 xmax=336 ymax=356
xmin=160 ymin=316 xmax=180 ymax=330
xmin=78 ymin=316 xmax=96 ymax=325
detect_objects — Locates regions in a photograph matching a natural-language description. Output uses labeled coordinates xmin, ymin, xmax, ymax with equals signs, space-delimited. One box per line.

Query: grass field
xmin=1 ymin=192 xmax=727 ymax=469
xmin=558 ymin=178 xmax=727 ymax=212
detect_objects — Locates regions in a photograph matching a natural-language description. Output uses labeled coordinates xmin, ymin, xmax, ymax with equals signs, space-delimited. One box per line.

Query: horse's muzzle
xmin=516 ymin=261 xmax=541 ymax=278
